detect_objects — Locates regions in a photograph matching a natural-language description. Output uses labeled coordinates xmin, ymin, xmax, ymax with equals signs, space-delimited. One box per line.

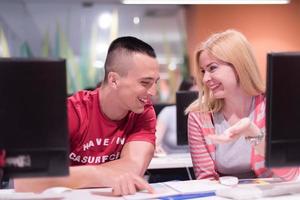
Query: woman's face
xmin=199 ymin=50 xmax=239 ymax=99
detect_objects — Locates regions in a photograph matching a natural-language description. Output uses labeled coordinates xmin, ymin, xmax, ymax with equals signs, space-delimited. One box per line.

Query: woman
xmin=186 ymin=29 xmax=299 ymax=181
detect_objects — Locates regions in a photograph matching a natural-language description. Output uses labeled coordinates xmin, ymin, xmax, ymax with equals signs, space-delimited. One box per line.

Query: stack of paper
xmin=123 ymin=179 xmax=229 ymax=200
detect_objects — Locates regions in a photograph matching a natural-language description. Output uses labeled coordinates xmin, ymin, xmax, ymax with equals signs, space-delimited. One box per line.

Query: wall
xmin=185 ymin=0 xmax=300 ymax=80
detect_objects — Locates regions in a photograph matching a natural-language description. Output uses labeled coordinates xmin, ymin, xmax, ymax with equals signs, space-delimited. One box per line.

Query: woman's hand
xmin=207 ymin=118 xmax=261 ymax=144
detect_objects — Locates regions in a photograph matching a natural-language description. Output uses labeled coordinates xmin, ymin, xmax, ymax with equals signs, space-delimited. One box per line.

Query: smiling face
xmin=114 ymin=52 xmax=160 ymax=114
xmin=199 ymin=50 xmax=239 ymax=100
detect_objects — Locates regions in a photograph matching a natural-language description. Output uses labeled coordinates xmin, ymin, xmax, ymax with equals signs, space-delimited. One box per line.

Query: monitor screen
xmin=176 ymin=91 xmax=198 ymax=145
xmin=265 ymin=52 xmax=300 ymax=167
xmin=0 ymin=58 xmax=69 ymax=178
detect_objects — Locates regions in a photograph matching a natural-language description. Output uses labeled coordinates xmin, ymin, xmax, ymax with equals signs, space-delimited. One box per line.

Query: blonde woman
xmin=186 ymin=29 xmax=299 ymax=181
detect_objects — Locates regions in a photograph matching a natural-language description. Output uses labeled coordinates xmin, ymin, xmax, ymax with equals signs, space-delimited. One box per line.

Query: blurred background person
xmin=155 ymin=76 xmax=197 ymax=157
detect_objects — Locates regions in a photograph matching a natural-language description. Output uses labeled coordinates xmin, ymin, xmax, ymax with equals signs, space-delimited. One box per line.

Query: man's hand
xmin=95 ymin=141 xmax=155 ymax=196
xmin=99 ymin=169 xmax=154 ymax=196
xmin=14 ymin=141 xmax=155 ymax=195
xmin=207 ymin=118 xmax=261 ymax=144
xmin=14 ymin=164 xmax=155 ymax=195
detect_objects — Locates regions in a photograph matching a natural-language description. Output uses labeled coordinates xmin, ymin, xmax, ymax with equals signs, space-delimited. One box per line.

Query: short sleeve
xmin=67 ymin=93 xmax=88 ymax=147
xmin=125 ymin=105 xmax=156 ymax=145
xmin=67 ymin=99 xmax=80 ymax=138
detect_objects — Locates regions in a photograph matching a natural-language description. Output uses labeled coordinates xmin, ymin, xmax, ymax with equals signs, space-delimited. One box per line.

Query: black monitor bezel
xmin=265 ymin=52 xmax=300 ymax=167
xmin=176 ymin=91 xmax=199 ymax=146
xmin=0 ymin=58 xmax=69 ymax=178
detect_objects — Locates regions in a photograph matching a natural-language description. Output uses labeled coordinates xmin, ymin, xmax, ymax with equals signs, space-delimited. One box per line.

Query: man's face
xmin=116 ymin=53 xmax=160 ymax=114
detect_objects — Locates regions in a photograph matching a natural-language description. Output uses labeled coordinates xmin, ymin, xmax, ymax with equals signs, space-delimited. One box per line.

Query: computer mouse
xmin=42 ymin=186 xmax=72 ymax=194
xmin=219 ymin=176 xmax=239 ymax=186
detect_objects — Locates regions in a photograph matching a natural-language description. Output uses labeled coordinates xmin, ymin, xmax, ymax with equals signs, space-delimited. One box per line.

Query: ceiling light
xmin=98 ymin=12 xmax=112 ymax=29
xmin=122 ymin=0 xmax=289 ymax=5
xmin=133 ymin=17 xmax=140 ymax=25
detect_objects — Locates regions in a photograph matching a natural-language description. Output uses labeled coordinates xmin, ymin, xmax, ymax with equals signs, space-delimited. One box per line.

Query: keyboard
xmin=216 ymin=181 xmax=300 ymax=199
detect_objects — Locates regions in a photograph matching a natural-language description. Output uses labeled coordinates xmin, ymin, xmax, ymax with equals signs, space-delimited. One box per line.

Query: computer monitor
xmin=176 ymin=91 xmax=199 ymax=145
xmin=265 ymin=52 xmax=300 ymax=167
xmin=0 ymin=58 xmax=69 ymax=178
xmin=153 ymin=103 xmax=174 ymax=116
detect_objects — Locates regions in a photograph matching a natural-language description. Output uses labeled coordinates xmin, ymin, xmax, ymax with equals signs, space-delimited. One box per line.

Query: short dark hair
xmin=103 ymin=36 xmax=156 ymax=83
xmin=178 ymin=76 xmax=195 ymax=91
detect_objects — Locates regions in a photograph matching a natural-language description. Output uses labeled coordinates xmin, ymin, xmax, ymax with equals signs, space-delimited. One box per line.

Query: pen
xmin=158 ymin=191 xmax=215 ymax=200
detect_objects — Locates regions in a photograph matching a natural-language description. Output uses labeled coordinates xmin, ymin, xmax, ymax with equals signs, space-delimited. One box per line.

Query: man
xmin=14 ymin=36 xmax=160 ymax=195
xmin=0 ymin=150 xmax=4 ymax=186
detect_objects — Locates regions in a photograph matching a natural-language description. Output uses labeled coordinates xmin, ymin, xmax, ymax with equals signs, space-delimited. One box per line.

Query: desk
xmin=2 ymin=180 xmax=300 ymax=200
xmin=147 ymin=153 xmax=194 ymax=182
xmin=148 ymin=153 xmax=193 ymax=169
xmin=0 ymin=188 xmax=123 ymax=200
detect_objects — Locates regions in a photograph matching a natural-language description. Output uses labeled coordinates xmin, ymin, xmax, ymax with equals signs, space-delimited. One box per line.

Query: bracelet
xmin=245 ymin=130 xmax=265 ymax=146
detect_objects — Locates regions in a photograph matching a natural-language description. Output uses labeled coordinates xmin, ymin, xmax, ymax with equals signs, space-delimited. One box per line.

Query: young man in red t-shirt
xmin=15 ymin=36 xmax=160 ymax=195
xmin=0 ymin=150 xmax=4 ymax=184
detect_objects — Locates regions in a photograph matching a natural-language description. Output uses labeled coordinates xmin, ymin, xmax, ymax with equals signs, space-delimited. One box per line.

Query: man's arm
xmin=14 ymin=141 xmax=154 ymax=195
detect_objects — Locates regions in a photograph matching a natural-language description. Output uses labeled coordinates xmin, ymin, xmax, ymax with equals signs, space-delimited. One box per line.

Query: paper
xmin=123 ymin=183 xmax=178 ymax=200
xmin=123 ymin=180 xmax=229 ymax=200
xmin=164 ymin=180 xmax=229 ymax=194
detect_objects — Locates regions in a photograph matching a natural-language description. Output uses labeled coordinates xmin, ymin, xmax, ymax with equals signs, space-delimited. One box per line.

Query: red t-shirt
xmin=0 ymin=150 xmax=5 ymax=167
xmin=67 ymin=89 xmax=156 ymax=166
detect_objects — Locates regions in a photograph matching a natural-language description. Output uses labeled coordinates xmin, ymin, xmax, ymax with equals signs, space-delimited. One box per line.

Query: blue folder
xmin=158 ymin=191 xmax=215 ymax=200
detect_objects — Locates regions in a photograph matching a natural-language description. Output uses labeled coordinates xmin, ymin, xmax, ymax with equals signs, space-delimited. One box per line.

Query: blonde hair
xmin=186 ymin=29 xmax=265 ymax=114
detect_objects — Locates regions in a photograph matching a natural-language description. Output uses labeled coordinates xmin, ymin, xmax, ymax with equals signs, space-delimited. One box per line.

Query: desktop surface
xmin=147 ymin=152 xmax=195 ymax=183
xmin=2 ymin=179 xmax=300 ymax=200
xmin=148 ymin=152 xmax=193 ymax=169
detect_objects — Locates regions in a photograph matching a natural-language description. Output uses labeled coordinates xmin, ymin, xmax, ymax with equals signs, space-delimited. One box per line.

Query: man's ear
xmin=108 ymin=72 xmax=119 ymax=88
